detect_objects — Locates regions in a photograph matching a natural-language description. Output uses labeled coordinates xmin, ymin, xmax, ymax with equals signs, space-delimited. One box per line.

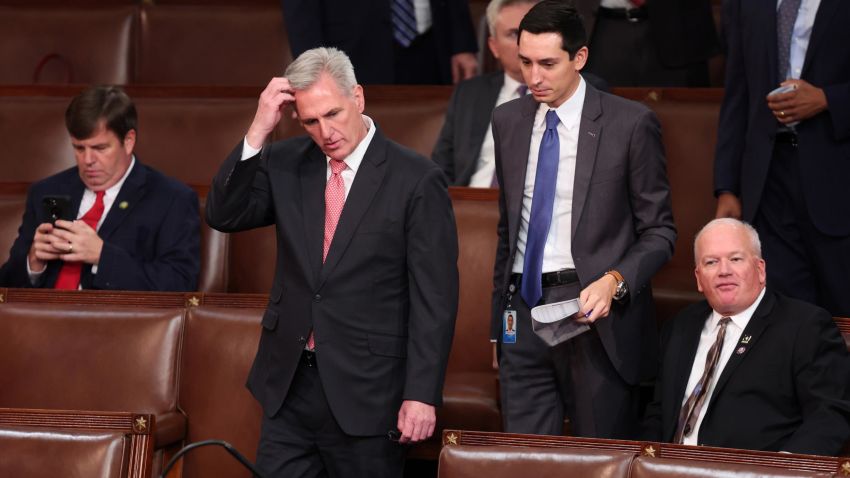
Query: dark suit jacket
xmin=490 ymin=85 xmax=676 ymax=385
xmin=432 ymin=71 xmax=504 ymax=185
xmin=433 ymin=72 xmax=611 ymax=186
xmin=205 ymin=127 xmax=459 ymax=436
xmin=0 ymin=161 xmax=200 ymax=291
xmin=281 ymin=0 xmax=478 ymax=84
xmin=575 ymin=0 xmax=718 ymax=69
xmin=642 ymin=291 xmax=850 ymax=456
xmin=714 ymin=0 xmax=850 ymax=236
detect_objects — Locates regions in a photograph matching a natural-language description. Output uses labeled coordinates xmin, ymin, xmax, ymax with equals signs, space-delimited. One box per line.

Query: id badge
xmin=502 ymin=309 xmax=517 ymax=344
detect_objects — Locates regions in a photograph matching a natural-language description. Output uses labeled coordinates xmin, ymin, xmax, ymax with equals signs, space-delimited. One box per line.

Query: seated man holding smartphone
xmin=0 ymin=86 xmax=200 ymax=291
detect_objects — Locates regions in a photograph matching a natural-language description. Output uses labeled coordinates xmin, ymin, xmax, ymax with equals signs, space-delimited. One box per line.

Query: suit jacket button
xmin=313 ymin=294 xmax=321 ymax=302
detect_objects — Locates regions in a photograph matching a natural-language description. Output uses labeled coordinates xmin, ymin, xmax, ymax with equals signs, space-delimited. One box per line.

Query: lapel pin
xmin=735 ymin=346 xmax=746 ymax=355
xmin=587 ymin=131 xmax=597 ymax=137
xmin=740 ymin=335 xmax=752 ymax=344
xmin=119 ymin=201 xmax=129 ymax=210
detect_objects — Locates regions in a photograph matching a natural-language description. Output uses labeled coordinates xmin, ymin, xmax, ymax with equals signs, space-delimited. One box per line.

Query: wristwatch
xmin=605 ymin=270 xmax=628 ymax=301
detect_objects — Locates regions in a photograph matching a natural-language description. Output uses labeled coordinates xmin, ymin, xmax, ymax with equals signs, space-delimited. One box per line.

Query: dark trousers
xmin=498 ymin=279 xmax=639 ymax=438
xmin=255 ymin=353 xmax=406 ymax=478
xmin=584 ymin=16 xmax=709 ymax=87
xmin=754 ymin=140 xmax=850 ymax=317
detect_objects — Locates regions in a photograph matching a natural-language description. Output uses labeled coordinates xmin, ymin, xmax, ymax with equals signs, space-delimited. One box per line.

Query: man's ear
xmin=488 ymin=35 xmax=500 ymax=60
xmin=353 ymin=84 xmax=365 ymax=113
xmin=572 ymin=46 xmax=589 ymax=71
xmin=123 ymin=129 xmax=136 ymax=156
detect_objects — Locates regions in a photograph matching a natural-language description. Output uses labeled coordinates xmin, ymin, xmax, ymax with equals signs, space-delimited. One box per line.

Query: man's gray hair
xmin=486 ymin=0 xmax=540 ymax=36
xmin=693 ymin=218 xmax=762 ymax=264
xmin=284 ymin=47 xmax=357 ymax=95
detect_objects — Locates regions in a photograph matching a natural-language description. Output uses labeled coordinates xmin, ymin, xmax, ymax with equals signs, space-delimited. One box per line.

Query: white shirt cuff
xmin=241 ymin=137 xmax=262 ymax=161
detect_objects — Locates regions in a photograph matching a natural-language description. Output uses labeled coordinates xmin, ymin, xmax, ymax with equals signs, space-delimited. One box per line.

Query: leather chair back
xmin=179 ymin=306 xmax=263 ymax=478
xmin=438 ymin=444 xmax=635 ymax=478
xmin=0 ymin=303 xmax=184 ymax=415
xmin=136 ymin=5 xmax=291 ymax=85
xmin=0 ymin=6 xmax=134 ymax=84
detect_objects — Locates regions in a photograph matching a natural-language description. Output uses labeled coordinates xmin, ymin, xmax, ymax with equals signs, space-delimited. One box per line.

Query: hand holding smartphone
xmin=41 ymin=195 xmax=73 ymax=226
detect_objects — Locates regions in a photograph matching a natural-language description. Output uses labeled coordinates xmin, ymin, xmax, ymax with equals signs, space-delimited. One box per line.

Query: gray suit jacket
xmin=490 ymin=85 xmax=676 ymax=384
xmin=432 ymin=71 xmax=504 ymax=186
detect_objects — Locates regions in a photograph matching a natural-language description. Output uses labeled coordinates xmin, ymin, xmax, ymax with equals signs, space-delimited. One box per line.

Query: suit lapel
xmin=570 ymin=85 xmax=602 ymax=240
xmin=763 ymin=0 xmax=780 ymax=84
xmin=505 ymin=96 xmax=537 ymax=257
xmin=317 ymin=129 xmax=389 ymax=288
xmin=706 ymin=291 xmax=776 ymax=411
xmin=801 ymin=0 xmax=838 ymax=76
xmin=300 ymin=146 xmax=327 ymax=287
xmin=666 ymin=303 xmax=712 ymax=438
xmin=98 ymin=161 xmax=146 ymax=240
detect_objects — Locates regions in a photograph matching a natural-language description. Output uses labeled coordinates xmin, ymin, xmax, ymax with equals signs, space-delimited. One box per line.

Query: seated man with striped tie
xmin=642 ymin=218 xmax=850 ymax=456
xmin=0 ymin=86 xmax=200 ymax=291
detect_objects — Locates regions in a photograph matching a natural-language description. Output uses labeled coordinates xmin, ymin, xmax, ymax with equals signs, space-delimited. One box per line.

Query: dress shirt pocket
xmin=261 ymin=309 xmax=278 ymax=331
xmin=367 ymin=332 xmax=408 ymax=358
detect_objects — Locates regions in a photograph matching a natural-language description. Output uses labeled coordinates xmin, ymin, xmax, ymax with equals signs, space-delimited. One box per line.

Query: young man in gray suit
xmin=491 ymin=0 xmax=675 ymax=438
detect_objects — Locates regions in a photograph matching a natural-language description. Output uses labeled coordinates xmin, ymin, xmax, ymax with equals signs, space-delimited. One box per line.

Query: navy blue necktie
xmin=392 ymin=0 xmax=418 ymax=47
xmin=521 ymin=110 xmax=561 ymax=307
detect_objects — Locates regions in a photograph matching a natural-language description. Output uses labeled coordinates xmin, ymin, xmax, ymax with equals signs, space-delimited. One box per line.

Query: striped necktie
xmin=392 ymin=0 xmax=418 ymax=47
xmin=674 ymin=316 xmax=732 ymax=443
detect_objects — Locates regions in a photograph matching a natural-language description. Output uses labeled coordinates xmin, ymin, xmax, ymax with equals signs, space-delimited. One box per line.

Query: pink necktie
xmin=54 ymin=191 xmax=105 ymax=290
xmin=309 ymin=159 xmax=347 ymax=350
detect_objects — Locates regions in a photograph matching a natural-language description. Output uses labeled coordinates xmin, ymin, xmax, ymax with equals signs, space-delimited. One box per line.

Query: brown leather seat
xmin=133 ymin=96 xmax=260 ymax=187
xmin=179 ymin=306 xmax=264 ymax=478
xmin=438 ymin=444 xmax=635 ymax=478
xmin=0 ymin=194 xmax=26 ymax=267
xmin=0 ymin=96 xmax=75 ymax=183
xmin=136 ymin=5 xmax=291 ymax=85
xmin=198 ymin=196 xmax=229 ymax=293
xmin=630 ymin=455 xmax=833 ymax=478
xmin=0 ymin=303 xmax=186 ymax=448
xmin=0 ymin=6 xmax=134 ymax=84
xmin=0 ymin=409 xmax=154 ymax=478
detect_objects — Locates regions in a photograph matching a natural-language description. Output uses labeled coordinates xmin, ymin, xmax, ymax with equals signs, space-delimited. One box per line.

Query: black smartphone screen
xmin=41 ymin=195 xmax=73 ymax=225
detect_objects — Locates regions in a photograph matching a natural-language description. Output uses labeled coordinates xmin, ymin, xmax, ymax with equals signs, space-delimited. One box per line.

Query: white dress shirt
xmin=779 ymin=0 xmax=822 ymax=80
xmin=512 ymin=77 xmax=586 ymax=275
xmin=241 ymin=115 xmax=376 ymax=200
xmin=28 ymin=156 xmax=137 ymax=282
xmin=468 ymin=74 xmax=527 ymax=188
xmin=681 ymin=287 xmax=767 ymax=445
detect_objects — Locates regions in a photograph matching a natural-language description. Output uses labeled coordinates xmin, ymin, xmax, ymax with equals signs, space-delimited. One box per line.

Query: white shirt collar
xmin=535 ymin=76 xmax=586 ymax=131
xmin=325 ymin=115 xmax=375 ymax=175
xmin=502 ymin=73 xmax=524 ymax=95
xmin=99 ymin=155 xmax=135 ymax=200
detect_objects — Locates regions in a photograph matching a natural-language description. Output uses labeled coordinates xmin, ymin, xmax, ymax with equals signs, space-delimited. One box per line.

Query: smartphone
xmin=41 ymin=195 xmax=73 ymax=225
xmin=768 ymin=84 xmax=796 ymax=97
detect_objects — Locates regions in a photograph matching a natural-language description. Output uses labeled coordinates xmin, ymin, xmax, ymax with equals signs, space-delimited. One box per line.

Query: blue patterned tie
xmin=392 ymin=0 xmax=418 ymax=47
xmin=776 ymin=0 xmax=802 ymax=80
xmin=521 ymin=110 xmax=561 ymax=307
